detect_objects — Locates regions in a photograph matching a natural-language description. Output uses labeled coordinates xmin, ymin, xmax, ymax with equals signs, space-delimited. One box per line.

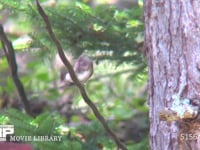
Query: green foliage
xmin=0 ymin=0 xmax=31 ymax=11
xmin=2 ymin=109 xmax=71 ymax=150
xmin=0 ymin=109 xmax=117 ymax=150
xmin=127 ymin=137 xmax=149 ymax=150
xmin=1 ymin=0 xmax=144 ymax=63
xmin=0 ymin=0 xmax=148 ymax=149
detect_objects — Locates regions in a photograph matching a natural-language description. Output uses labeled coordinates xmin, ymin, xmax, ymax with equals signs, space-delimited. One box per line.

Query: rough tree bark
xmin=144 ymin=1 xmax=200 ymax=150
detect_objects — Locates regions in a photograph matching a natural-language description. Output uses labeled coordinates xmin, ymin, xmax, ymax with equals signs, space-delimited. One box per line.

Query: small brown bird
xmin=65 ymin=55 xmax=93 ymax=85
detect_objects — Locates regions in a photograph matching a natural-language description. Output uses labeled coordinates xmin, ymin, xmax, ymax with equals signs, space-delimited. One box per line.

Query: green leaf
xmin=35 ymin=72 xmax=49 ymax=81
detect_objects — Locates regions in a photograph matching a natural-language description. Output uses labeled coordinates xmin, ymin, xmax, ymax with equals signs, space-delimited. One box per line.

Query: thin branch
xmin=35 ymin=1 xmax=127 ymax=149
xmin=0 ymin=25 xmax=32 ymax=116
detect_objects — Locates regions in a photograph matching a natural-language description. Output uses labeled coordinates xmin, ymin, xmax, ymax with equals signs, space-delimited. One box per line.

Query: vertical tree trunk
xmin=144 ymin=1 xmax=200 ymax=149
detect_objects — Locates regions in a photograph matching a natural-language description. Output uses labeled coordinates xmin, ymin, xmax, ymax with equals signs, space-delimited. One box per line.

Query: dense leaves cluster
xmin=1 ymin=0 xmax=144 ymax=63
xmin=0 ymin=0 xmax=148 ymax=149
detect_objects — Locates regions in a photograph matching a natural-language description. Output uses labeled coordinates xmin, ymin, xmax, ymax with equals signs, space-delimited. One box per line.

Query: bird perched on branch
xmin=64 ymin=55 xmax=93 ymax=85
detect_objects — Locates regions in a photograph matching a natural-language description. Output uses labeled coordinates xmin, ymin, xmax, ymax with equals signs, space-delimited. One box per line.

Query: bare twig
xmin=35 ymin=1 xmax=127 ymax=149
xmin=0 ymin=25 xmax=32 ymax=116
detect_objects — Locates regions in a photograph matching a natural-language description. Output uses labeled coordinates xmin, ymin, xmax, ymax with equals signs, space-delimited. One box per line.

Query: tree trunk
xmin=144 ymin=1 xmax=200 ymax=150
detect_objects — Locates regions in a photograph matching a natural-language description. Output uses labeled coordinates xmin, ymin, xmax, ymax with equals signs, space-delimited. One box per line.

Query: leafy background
xmin=0 ymin=0 xmax=148 ymax=149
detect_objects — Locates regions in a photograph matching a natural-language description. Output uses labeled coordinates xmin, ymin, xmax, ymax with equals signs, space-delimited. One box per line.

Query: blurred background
xmin=0 ymin=0 xmax=148 ymax=149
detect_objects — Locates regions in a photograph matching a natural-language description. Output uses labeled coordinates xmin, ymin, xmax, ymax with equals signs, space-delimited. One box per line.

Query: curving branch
xmin=0 ymin=25 xmax=32 ymax=116
xmin=35 ymin=1 xmax=127 ymax=149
